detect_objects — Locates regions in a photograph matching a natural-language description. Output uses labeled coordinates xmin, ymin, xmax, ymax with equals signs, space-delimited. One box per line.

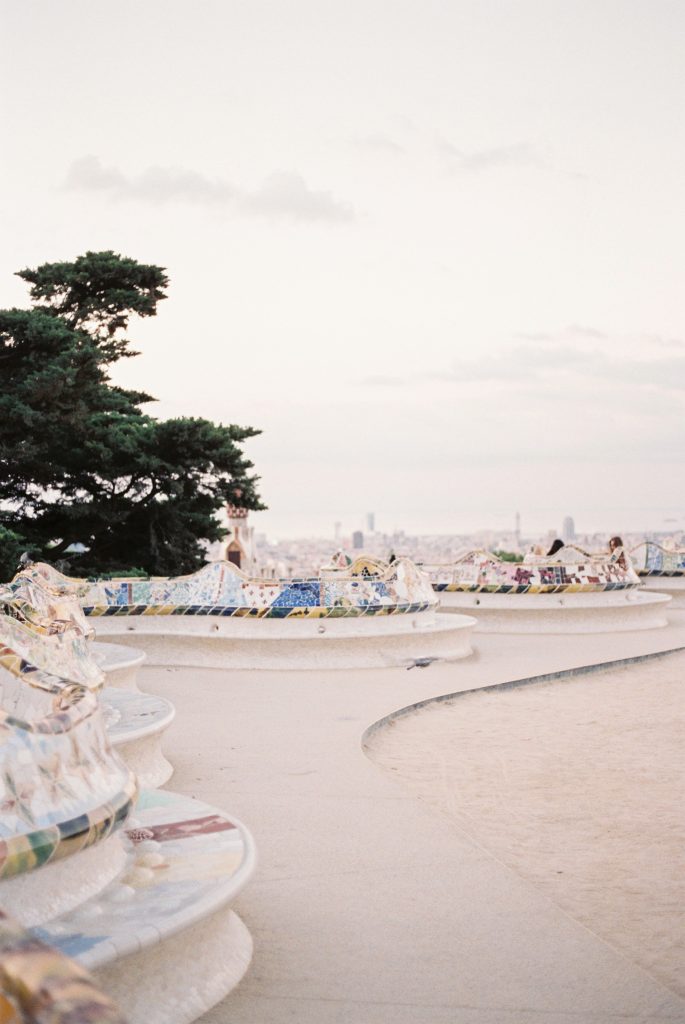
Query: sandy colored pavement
xmin=139 ymin=611 xmax=685 ymax=1023
xmin=366 ymin=652 xmax=685 ymax=1000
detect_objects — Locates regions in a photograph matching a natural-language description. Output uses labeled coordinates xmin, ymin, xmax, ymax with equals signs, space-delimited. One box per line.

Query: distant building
xmin=224 ymin=503 xmax=255 ymax=570
xmin=366 ymin=512 xmax=375 ymax=532
xmin=334 ymin=521 xmax=342 ymax=542
xmin=352 ymin=530 xmax=364 ymax=550
xmin=562 ymin=516 xmax=576 ymax=543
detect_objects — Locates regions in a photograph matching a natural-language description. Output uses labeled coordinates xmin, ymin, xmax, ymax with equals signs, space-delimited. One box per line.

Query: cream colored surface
xmin=96 ymin=908 xmax=253 ymax=1024
xmin=366 ymin=654 xmax=685 ymax=998
xmin=641 ymin=577 xmax=685 ymax=607
xmin=93 ymin=611 xmax=475 ymax=670
xmin=438 ymin=588 xmax=671 ymax=632
xmin=92 ymin=640 xmax=146 ymax=690
xmin=139 ymin=612 xmax=685 ymax=1024
xmin=2 ymin=834 xmax=126 ymax=926
xmin=111 ymin=731 xmax=173 ymax=789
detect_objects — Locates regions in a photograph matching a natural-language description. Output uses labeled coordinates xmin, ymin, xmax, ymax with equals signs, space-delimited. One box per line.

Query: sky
xmin=2 ymin=0 xmax=684 ymax=540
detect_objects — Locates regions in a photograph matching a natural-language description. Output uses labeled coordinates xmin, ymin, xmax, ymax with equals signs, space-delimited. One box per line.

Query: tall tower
xmin=366 ymin=512 xmax=375 ymax=533
xmin=562 ymin=516 xmax=575 ymax=544
xmin=515 ymin=511 xmax=521 ymax=545
xmin=224 ymin=502 xmax=255 ymax=570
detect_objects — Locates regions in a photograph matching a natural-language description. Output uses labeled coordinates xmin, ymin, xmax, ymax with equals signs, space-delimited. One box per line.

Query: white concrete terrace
xmin=141 ymin=606 xmax=685 ymax=1024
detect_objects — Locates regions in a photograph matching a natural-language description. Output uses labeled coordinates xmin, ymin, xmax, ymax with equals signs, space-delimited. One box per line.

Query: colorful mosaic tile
xmin=38 ymin=789 xmax=254 ymax=971
xmin=1 ymin=573 xmax=93 ymax=639
xmin=14 ymin=558 xmax=437 ymax=619
xmin=0 ymin=611 xmax=103 ymax=692
xmin=0 ymin=619 xmax=136 ymax=880
xmin=630 ymin=542 xmax=685 ymax=576
xmin=0 ymin=909 xmax=126 ymax=1023
xmin=421 ymin=549 xmax=641 ymax=594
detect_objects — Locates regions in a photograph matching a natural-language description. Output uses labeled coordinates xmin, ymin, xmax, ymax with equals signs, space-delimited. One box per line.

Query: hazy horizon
xmin=252 ymin=506 xmax=685 ymax=544
xmin=2 ymin=1 xmax=684 ymax=540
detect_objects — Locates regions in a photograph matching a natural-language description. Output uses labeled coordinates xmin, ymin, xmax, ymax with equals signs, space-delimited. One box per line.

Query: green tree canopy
xmin=0 ymin=250 xmax=263 ymax=578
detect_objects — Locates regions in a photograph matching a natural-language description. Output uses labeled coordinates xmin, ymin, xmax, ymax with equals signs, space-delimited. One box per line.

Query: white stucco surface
xmin=139 ymin=609 xmax=685 ymax=1024
xmin=438 ymin=588 xmax=671 ymax=632
xmin=93 ymin=611 xmax=476 ymax=669
xmin=92 ymin=641 xmax=146 ymax=690
xmin=96 ymin=908 xmax=253 ymax=1024
xmin=641 ymin=577 xmax=685 ymax=607
xmin=2 ymin=834 xmax=126 ymax=927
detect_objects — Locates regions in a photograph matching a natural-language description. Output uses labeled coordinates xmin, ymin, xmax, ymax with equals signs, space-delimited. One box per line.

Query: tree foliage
xmin=492 ymin=549 xmax=524 ymax=563
xmin=0 ymin=251 xmax=263 ymax=578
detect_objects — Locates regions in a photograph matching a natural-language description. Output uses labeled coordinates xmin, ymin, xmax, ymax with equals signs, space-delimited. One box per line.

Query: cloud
xmin=352 ymin=134 xmax=405 ymax=156
xmin=438 ymin=140 xmax=543 ymax=172
xmin=434 ymin=345 xmax=685 ymax=392
xmin=422 ymin=344 xmax=596 ymax=385
xmin=357 ymin=335 xmax=685 ymax=398
xmin=639 ymin=333 xmax=685 ymax=350
xmin=355 ymin=374 xmax=407 ymax=387
xmin=65 ymin=156 xmax=354 ymax=223
xmin=240 ymin=172 xmax=354 ymax=223
xmin=515 ymin=325 xmax=608 ymax=343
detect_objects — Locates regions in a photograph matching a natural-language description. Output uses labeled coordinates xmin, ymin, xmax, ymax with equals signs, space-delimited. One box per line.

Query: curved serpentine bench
xmin=103 ymin=688 xmax=175 ymax=788
xmin=37 ymin=789 xmax=256 ymax=1024
xmin=420 ymin=548 xmax=670 ymax=633
xmin=0 ymin=592 xmax=256 ymax=1022
xmin=630 ymin=542 xmax=685 ymax=606
xmin=0 ymin=595 xmax=173 ymax=790
xmin=1 ymin=568 xmax=147 ymax=692
xmin=0 ymin=624 xmax=136 ymax=924
xmin=34 ymin=558 xmax=475 ymax=669
xmin=92 ymin=642 xmax=147 ymax=692
xmin=0 ymin=909 xmax=127 ymax=1023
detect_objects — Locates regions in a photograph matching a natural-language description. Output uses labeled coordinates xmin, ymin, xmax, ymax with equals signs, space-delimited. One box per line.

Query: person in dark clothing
xmin=546 ymin=538 xmax=565 ymax=557
xmin=609 ymin=535 xmax=628 ymax=569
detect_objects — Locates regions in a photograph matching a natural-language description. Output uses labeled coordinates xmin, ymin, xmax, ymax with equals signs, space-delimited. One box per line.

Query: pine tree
xmin=0 ymin=251 xmax=263 ymax=578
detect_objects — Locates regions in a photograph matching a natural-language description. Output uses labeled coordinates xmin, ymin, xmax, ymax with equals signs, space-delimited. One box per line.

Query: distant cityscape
xmin=244 ymin=512 xmax=685 ymax=577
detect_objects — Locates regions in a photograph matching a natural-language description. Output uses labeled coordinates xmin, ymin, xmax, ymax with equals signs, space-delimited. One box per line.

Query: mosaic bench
xmin=37 ymin=788 xmax=256 ymax=1024
xmin=0 ymin=592 xmax=256 ymax=1023
xmin=0 ymin=624 xmax=136 ymax=924
xmin=629 ymin=542 xmax=685 ymax=606
xmin=419 ymin=548 xmax=671 ymax=634
xmin=4 ymin=567 xmax=147 ymax=692
xmin=92 ymin=641 xmax=147 ymax=692
xmin=0 ymin=597 xmax=173 ymax=790
xmin=28 ymin=559 xmax=475 ymax=669
xmin=0 ymin=908 xmax=127 ymax=1023
xmin=103 ymin=688 xmax=175 ymax=788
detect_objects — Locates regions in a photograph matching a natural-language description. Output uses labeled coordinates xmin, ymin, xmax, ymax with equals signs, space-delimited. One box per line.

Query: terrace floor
xmin=140 ymin=608 xmax=685 ymax=1024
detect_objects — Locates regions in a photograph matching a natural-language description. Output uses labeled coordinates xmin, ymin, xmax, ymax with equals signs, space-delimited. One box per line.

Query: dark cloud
xmin=65 ymin=156 xmax=354 ymax=223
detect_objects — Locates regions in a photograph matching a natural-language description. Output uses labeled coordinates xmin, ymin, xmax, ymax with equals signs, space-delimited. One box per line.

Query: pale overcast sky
xmin=2 ymin=0 xmax=684 ymax=538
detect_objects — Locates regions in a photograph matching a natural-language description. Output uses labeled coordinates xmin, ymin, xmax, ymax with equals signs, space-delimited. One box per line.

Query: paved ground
xmin=141 ymin=611 xmax=685 ymax=1023
xmin=367 ymin=652 xmax=685 ymax=1000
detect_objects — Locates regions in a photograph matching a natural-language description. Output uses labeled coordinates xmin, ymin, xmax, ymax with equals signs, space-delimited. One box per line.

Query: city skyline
xmin=249 ymin=505 xmax=685 ymax=544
